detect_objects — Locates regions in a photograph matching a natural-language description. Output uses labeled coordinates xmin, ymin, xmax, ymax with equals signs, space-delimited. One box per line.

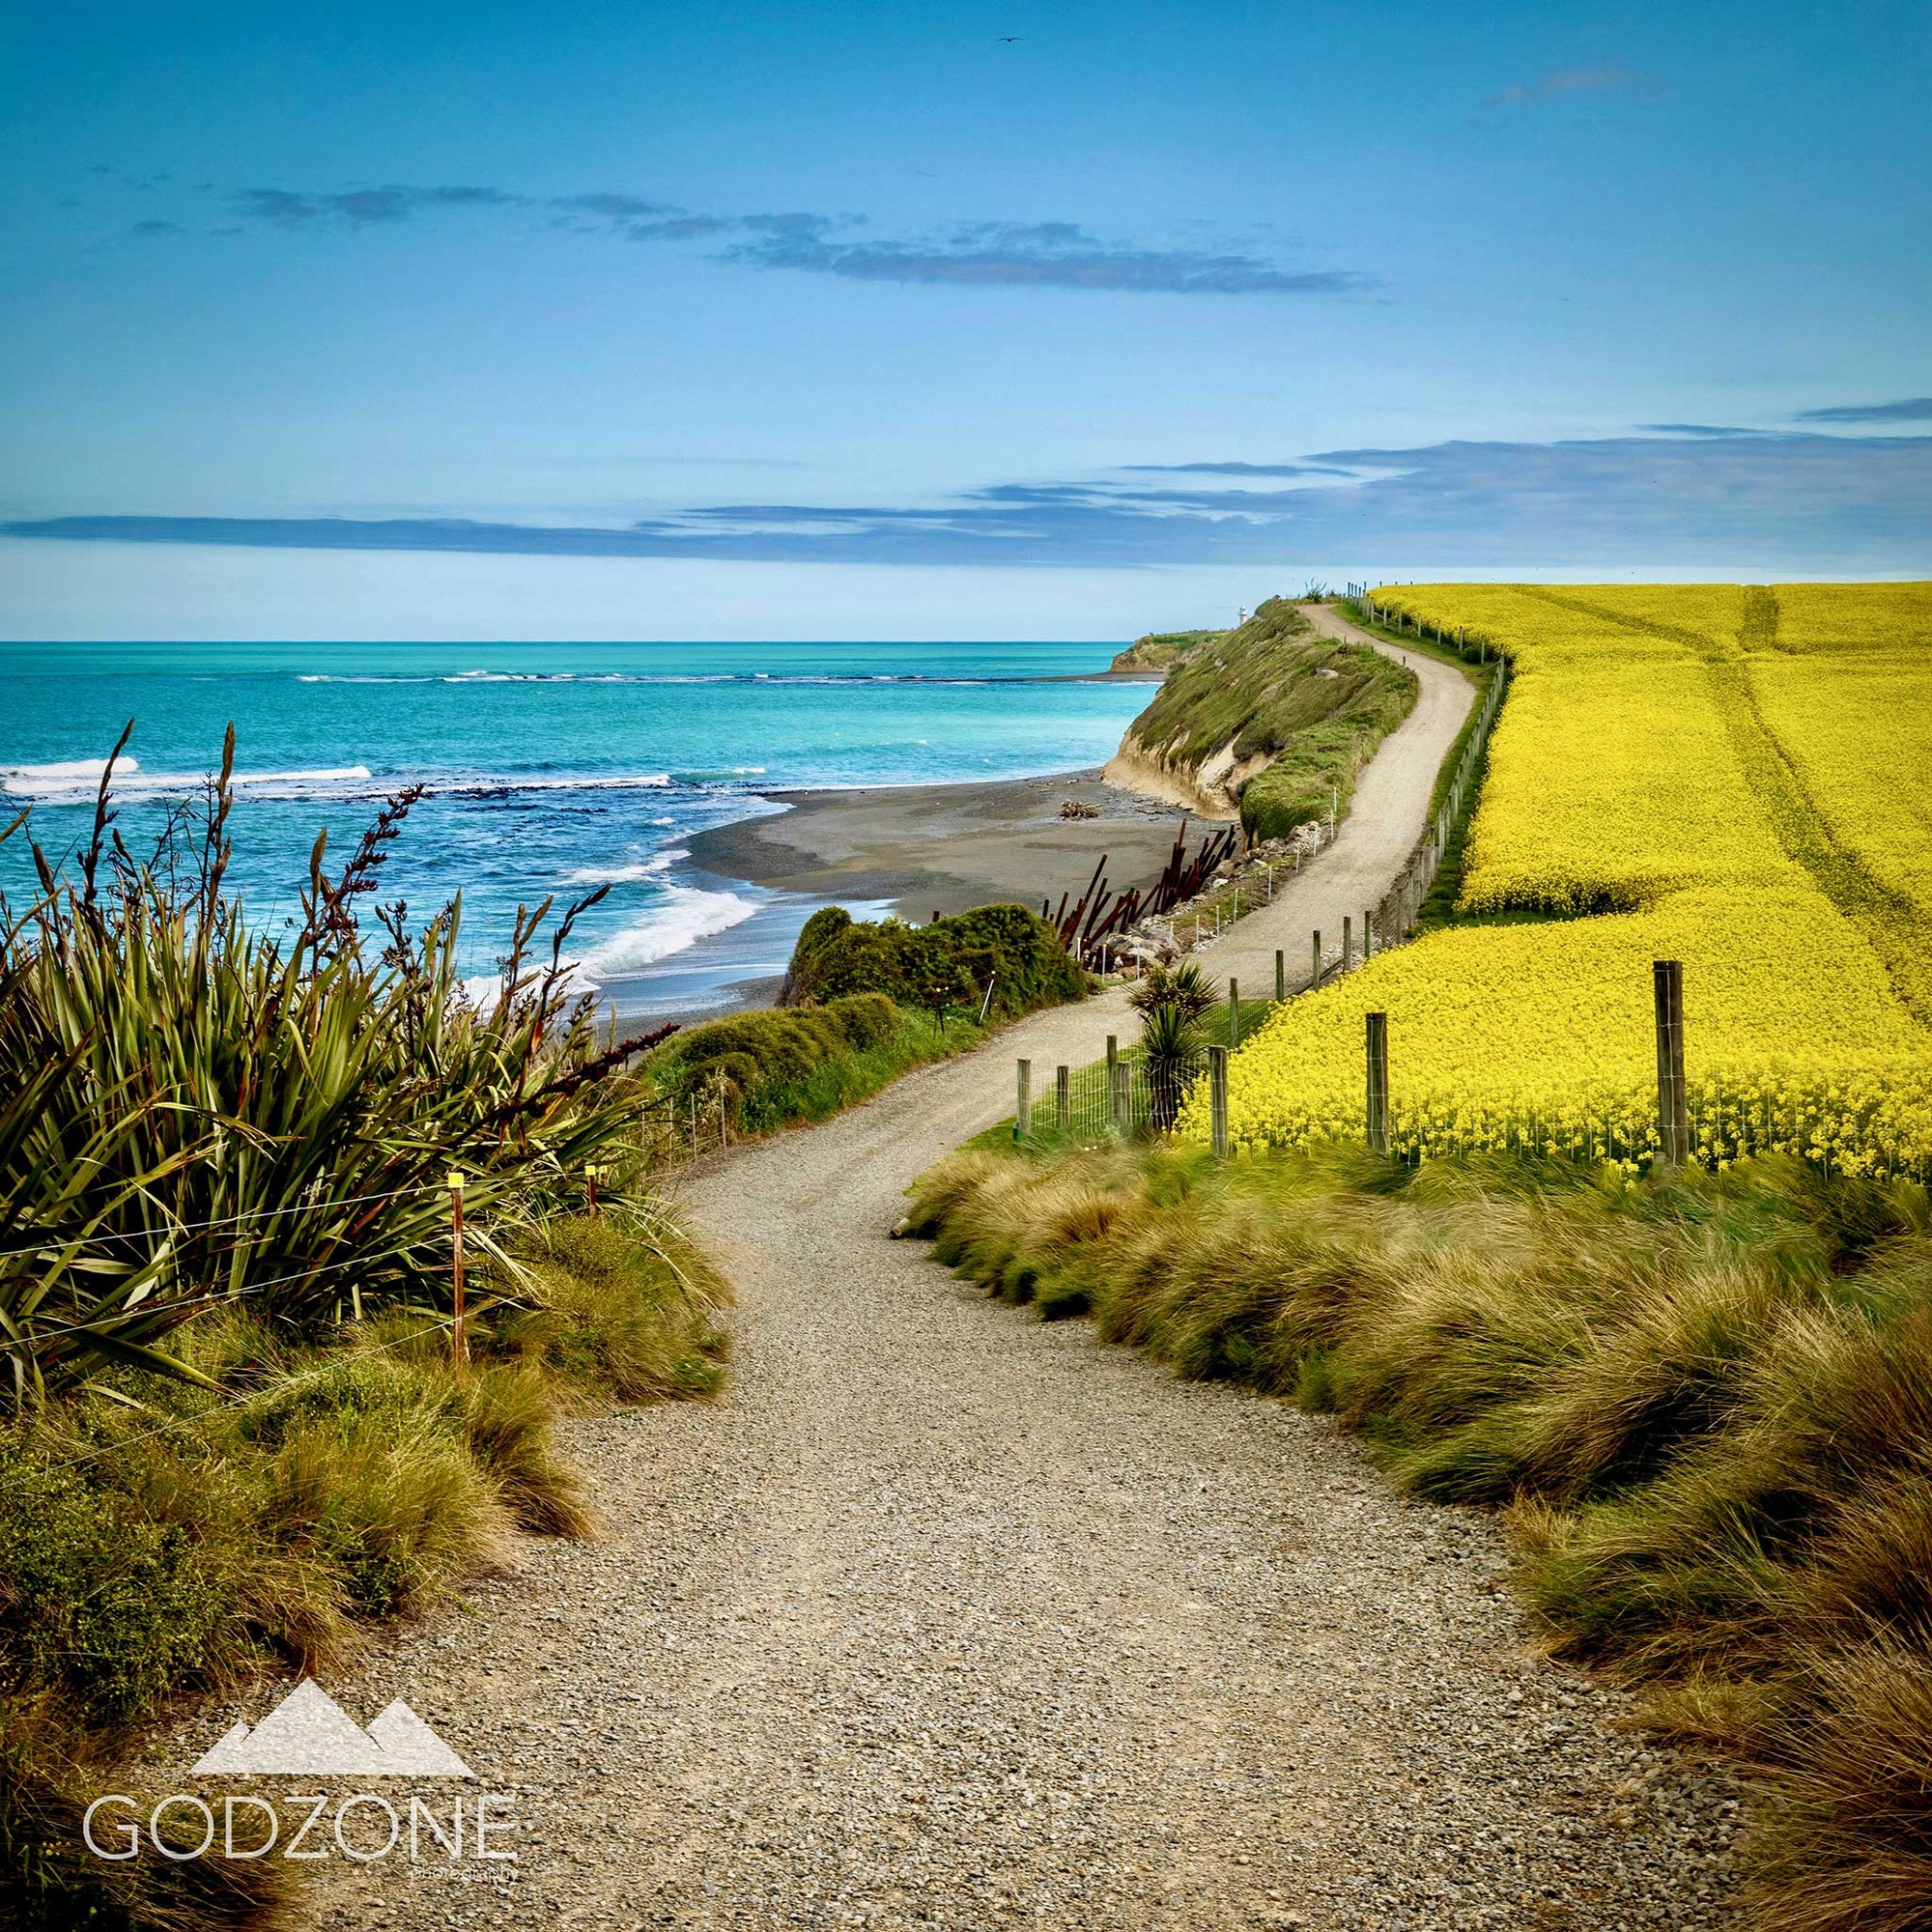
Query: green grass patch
xmin=641 ymin=995 xmax=989 ymax=1143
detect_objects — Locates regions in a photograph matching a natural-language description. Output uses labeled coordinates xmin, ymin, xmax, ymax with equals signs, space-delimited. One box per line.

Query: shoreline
xmin=605 ymin=769 xmax=1187 ymax=1029
xmin=684 ymin=768 xmax=1188 ymax=920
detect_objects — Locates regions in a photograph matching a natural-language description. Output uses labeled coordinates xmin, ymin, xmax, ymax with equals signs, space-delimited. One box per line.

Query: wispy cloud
xmin=717 ymin=220 xmax=1361 ymax=296
xmin=1123 ymin=460 xmax=1356 ymax=477
xmin=198 ymin=182 xmax=1364 ymax=298
xmin=11 ymin=433 xmax=1929 ymax=570
xmin=1483 ymin=65 xmax=1667 ymax=109
xmin=1636 ymin=423 xmax=1788 ymax=439
xmin=235 ymin=185 xmax=520 ymax=226
xmin=1795 ymin=397 xmax=1932 ymax=424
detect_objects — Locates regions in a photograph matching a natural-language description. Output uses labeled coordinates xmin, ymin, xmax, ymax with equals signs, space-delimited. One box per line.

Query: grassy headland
xmin=1107 ymin=627 xmax=1227 ymax=673
xmin=1107 ymin=598 xmax=1417 ymax=838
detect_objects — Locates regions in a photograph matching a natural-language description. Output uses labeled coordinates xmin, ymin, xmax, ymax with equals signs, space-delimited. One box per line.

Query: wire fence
xmin=1015 ymin=998 xmax=1276 ymax=1147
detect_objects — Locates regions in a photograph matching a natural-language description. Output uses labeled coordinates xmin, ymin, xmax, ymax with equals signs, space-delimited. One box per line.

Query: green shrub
xmin=0 ymin=1447 xmax=225 ymax=1724
xmin=781 ymin=903 xmax=1084 ymax=1018
xmin=823 ymin=989 xmax=899 ymax=1048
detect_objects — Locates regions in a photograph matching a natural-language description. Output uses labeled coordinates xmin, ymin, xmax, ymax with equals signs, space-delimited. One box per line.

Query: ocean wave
xmin=2 ymin=761 xmax=373 ymax=802
xmin=0 ymin=756 xmax=143 ymax=781
xmin=577 ymin=885 xmax=756 ymax=979
xmin=293 ymin=668 xmax=1009 ymax=689
xmin=443 ymin=772 xmax=670 ymax=796
xmin=228 ymin=765 xmax=374 ymax=787
xmin=3 ymin=760 xmax=676 ymax=805
xmin=560 ymin=849 xmax=690 ymax=886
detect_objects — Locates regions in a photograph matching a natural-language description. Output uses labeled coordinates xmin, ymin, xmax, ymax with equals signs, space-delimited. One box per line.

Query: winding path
xmin=302 ymin=613 xmax=1739 ymax=1931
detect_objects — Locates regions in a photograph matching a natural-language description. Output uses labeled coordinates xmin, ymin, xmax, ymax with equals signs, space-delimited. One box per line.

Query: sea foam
xmin=560 ymin=849 xmax=691 ymax=887
xmin=578 ymin=884 xmax=756 ymax=980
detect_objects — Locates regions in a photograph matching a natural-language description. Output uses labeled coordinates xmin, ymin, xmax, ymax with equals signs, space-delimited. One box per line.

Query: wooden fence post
xmin=1365 ymin=1012 xmax=1389 ymax=1154
xmin=1653 ymin=960 xmax=1688 ymax=1165
xmin=1312 ymin=929 xmax=1322 ymax=990
xmin=1208 ymin=1045 xmax=1230 ymax=1158
xmin=1014 ymin=1059 xmax=1031 ymax=1143
xmin=1056 ymin=1065 xmax=1071 ymax=1135
xmin=1343 ymin=915 xmax=1353 ymax=973
xmin=1275 ymin=949 xmax=1286 ymax=1002
xmin=446 ymin=1170 xmax=468 ymax=1378
xmin=1229 ymin=979 xmax=1240 ymax=1049
xmin=1363 ymin=909 xmax=1375 ymax=959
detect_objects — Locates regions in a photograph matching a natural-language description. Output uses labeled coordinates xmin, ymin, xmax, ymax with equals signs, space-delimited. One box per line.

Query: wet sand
xmin=684 ymin=770 xmax=1192 ymax=923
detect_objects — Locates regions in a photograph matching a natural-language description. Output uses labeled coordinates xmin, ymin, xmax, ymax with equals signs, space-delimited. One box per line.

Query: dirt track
xmin=299 ymin=612 xmax=1740 ymax=1930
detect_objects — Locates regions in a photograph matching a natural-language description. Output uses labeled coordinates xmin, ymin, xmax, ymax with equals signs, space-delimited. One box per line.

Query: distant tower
xmin=1237 ymin=607 xmax=1247 ymax=623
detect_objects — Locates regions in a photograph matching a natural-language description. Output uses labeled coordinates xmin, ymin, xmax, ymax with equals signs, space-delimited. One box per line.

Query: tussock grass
xmin=906 ymin=1138 xmax=1932 ymax=1928
xmin=0 ymin=1209 xmax=727 ymax=1931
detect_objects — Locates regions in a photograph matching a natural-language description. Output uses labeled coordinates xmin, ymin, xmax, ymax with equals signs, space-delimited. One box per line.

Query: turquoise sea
xmin=0 ymin=640 xmax=1148 ymax=1016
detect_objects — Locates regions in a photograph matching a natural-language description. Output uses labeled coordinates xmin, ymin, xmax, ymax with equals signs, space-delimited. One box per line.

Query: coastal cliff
xmin=1107 ymin=626 xmax=1227 ymax=675
xmin=1104 ymin=598 xmax=1418 ymax=836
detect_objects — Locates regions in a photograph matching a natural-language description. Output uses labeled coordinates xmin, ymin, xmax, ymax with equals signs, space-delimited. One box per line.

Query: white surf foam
xmin=560 ymin=849 xmax=690 ymax=887
xmin=472 ymin=773 xmax=670 ymax=793
xmin=227 ymin=765 xmax=374 ymax=787
xmin=577 ymin=885 xmax=756 ymax=980
xmin=0 ymin=756 xmax=142 ymax=781
xmin=2 ymin=761 xmax=373 ymax=801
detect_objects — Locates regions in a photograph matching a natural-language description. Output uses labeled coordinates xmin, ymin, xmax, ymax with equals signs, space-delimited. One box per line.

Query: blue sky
xmin=3 ymin=0 xmax=1928 ymax=638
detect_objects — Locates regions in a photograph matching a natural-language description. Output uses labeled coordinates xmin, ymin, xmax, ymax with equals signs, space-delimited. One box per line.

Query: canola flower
xmin=1374 ymin=583 xmax=1800 ymax=917
xmin=1182 ymin=886 xmax=1932 ymax=1178
xmin=1197 ymin=580 xmax=1932 ymax=1181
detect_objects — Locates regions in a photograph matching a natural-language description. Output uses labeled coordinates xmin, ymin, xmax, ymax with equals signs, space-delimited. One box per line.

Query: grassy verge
xmin=904 ymin=1136 xmax=1932 ymax=1931
xmin=964 ymin=993 xmax=1277 ymax=1155
xmin=1 ymin=1210 xmax=727 ymax=1931
xmin=638 ymin=993 xmax=992 ymax=1151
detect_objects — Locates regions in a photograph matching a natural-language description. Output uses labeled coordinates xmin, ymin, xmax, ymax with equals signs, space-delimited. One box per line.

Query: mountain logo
xmin=189 ymin=1680 xmax=473 ymax=1778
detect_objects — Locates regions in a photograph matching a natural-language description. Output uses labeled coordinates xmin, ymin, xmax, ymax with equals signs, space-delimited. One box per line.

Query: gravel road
xmin=283 ymin=612 xmax=1740 ymax=1929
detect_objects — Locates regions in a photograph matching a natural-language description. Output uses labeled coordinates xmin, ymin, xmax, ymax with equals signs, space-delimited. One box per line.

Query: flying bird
xmin=999 ymin=36 xmax=1022 ymax=43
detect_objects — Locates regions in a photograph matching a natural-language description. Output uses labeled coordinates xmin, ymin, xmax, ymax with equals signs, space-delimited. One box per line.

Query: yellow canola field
xmin=1183 ymin=886 xmax=1932 ymax=1176
xmin=1459 ymin=641 xmax=1796 ymax=914
xmin=1374 ymin=585 xmax=1797 ymax=915
xmin=1761 ymin=582 xmax=1932 ymax=653
xmin=1202 ymin=582 xmax=1932 ymax=1176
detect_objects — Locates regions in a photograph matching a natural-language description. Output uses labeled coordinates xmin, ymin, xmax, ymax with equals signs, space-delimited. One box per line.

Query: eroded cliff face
xmin=1102 ymin=729 xmax=1272 ymax=819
